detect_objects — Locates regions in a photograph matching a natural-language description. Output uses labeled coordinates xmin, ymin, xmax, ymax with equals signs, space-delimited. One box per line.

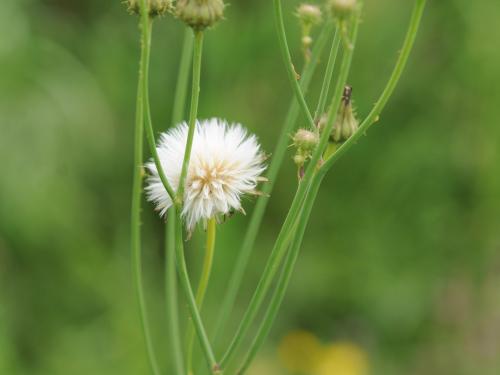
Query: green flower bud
xmin=293 ymin=153 xmax=307 ymax=167
xmin=327 ymin=0 xmax=357 ymax=20
xmin=296 ymin=4 xmax=323 ymax=27
xmin=331 ymin=85 xmax=359 ymax=143
xmin=302 ymin=36 xmax=313 ymax=49
xmin=293 ymin=129 xmax=319 ymax=151
xmin=176 ymin=0 xmax=225 ymax=30
xmin=127 ymin=0 xmax=172 ymax=17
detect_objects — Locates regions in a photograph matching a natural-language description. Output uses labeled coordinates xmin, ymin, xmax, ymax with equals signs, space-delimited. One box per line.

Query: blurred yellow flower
xmin=278 ymin=330 xmax=324 ymax=373
xmin=278 ymin=330 xmax=369 ymax=375
xmin=316 ymin=342 xmax=369 ymax=375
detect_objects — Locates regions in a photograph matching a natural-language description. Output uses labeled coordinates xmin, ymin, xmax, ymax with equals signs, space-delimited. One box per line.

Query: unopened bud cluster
xmin=293 ymin=129 xmax=319 ymax=169
xmin=330 ymin=85 xmax=359 ymax=143
xmin=296 ymin=3 xmax=323 ymax=61
xmin=127 ymin=0 xmax=172 ymax=17
xmin=176 ymin=0 xmax=225 ymax=30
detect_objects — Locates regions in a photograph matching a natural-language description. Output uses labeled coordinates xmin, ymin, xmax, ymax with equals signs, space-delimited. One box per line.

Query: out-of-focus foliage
xmin=0 ymin=0 xmax=499 ymax=374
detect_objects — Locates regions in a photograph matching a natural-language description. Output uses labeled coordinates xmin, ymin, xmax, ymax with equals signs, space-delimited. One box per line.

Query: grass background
xmin=1 ymin=0 xmax=499 ymax=374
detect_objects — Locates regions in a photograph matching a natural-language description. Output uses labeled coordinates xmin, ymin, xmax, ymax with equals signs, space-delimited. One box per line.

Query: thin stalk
xmin=211 ymin=21 xmax=334 ymax=349
xmin=220 ymin=5 xmax=361 ymax=368
xmin=174 ymin=208 xmax=219 ymax=373
xmin=319 ymin=0 xmax=427 ymax=177
xmin=234 ymin=1 xmax=427 ymax=371
xmin=176 ymin=30 xmax=204 ymax=203
xmin=237 ymin=174 xmax=323 ymax=375
xmin=314 ymin=29 xmax=341 ymax=120
xmin=141 ymin=12 xmax=176 ymax=201
xmin=236 ymin=2 xmax=428 ymax=370
xmin=166 ymin=209 xmax=185 ymax=375
xmin=131 ymin=2 xmax=161 ymax=374
xmin=274 ymin=0 xmax=315 ymax=129
xmin=172 ymin=29 xmax=194 ymax=125
xmin=186 ymin=218 xmax=217 ymax=374
xmin=165 ymin=28 xmax=194 ymax=375
xmin=219 ymin=182 xmax=308 ymax=368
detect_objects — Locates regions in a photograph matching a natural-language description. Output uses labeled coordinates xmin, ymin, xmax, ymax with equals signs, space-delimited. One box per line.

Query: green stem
xmin=141 ymin=13 xmax=176 ymax=201
xmin=219 ymin=4 xmax=361 ymax=368
xmin=319 ymin=0 xmax=427 ymax=177
xmin=186 ymin=218 xmax=217 ymax=374
xmin=233 ymin=1 xmax=427 ymax=371
xmin=165 ymin=28 xmax=194 ymax=375
xmin=176 ymin=30 xmax=204 ymax=203
xmin=219 ymin=182 xmax=308 ymax=368
xmin=172 ymin=29 xmax=194 ymax=125
xmin=131 ymin=2 xmax=161 ymax=374
xmin=174 ymin=208 xmax=219 ymax=373
xmin=274 ymin=0 xmax=315 ymax=129
xmin=235 ymin=2 xmax=428 ymax=371
xmin=314 ymin=29 xmax=341 ymax=121
xmin=210 ymin=21 xmax=333 ymax=350
xmin=166 ymin=209 xmax=185 ymax=375
xmin=237 ymin=174 xmax=323 ymax=375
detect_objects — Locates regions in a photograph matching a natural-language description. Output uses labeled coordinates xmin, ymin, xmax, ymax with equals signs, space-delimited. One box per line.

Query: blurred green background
xmin=1 ymin=0 xmax=499 ymax=374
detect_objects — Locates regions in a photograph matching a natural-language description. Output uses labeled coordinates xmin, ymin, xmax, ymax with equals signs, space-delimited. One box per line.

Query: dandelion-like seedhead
xmin=146 ymin=118 xmax=266 ymax=232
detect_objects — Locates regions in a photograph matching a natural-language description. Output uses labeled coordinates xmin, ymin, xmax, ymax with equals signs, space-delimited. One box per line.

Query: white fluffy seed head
xmin=145 ymin=118 xmax=266 ymax=232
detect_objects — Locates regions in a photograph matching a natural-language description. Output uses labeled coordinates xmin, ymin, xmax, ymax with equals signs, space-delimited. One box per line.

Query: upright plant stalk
xmin=319 ymin=0 xmax=427 ymax=176
xmin=172 ymin=29 xmax=194 ymax=125
xmin=274 ymin=0 xmax=315 ymax=130
xmin=166 ymin=209 xmax=184 ymax=375
xmin=140 ymin=10 xmax=176 ymax=201
xmin=131 ymin=3 xmax=161 ymax=374
xmin=176 ymin=30 xmax=204 ymax=203
xmin=165 ymin=29 xmax=194 ymax=375
xmin=174 ymin=209 xmax=219 ymax=373
xmin=211 ymin=22 xmax=334 ymax=349
xmin=314 ymin=29 xmax=341 ymax=120
xmin=186 ymin=218 xmax=217 ymax=374
xmin=237 ymin=174 xmax=324 ymax=375
xmin=170 ymin=27 xmax=219 ymax=373
xmin=220 ymin=3 xmax=361 ymax=367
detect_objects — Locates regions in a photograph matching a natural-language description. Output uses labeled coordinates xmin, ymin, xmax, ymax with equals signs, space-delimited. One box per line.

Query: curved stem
xmin=210 ymin=21 xmax=334 ymax=350
xmin=220 ymin=4 xmax=361 ymax=368
xmin=318 ymin=0 xmax=427 ymax=177
xmin=274 ymin=0 xmax=315 ymax=129
xmin=172 ymin=29 xmax=194 ymax=125
xmin=131 ymin=2 xmax=161 ymax=374
xmin=176 ymin=30 xmax=204 ymax=203
xmin=186 ymin=218 xmax=217 ymax=375
xmin=141 ymin=14 xmax=176 ymax=201
xmin=174 ymin=208 xmax=219 ymax=373
xmin=237 ymin=174 xmax=323 ymax=374
xmin=314 ymin=29 xmax=341 ymax=121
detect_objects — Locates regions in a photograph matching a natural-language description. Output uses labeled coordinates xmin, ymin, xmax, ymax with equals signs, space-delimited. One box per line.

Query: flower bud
xmin=302 ymin=36 xmax=313 ymax=49
xmin=331 ymin=85 xmax=359 ymax=143
xmin=293 ymin=153 xmax=307 ymax=167
xmin=296 ymin=4 xmax=322 ymax=27
xmin=127 ymin=0 xmax=172 ymax=17
xmin=176 ymin=0 xmax=225 ymax=30
xmin=328 ymin=0 xmax=357 ymax=20
xmin=293 ymin=129 xmax=319 ymax=151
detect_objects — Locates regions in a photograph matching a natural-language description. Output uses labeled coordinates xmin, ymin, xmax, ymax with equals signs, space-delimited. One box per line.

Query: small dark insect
xmin=342 ymin=85 xmax=353 ymax=105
